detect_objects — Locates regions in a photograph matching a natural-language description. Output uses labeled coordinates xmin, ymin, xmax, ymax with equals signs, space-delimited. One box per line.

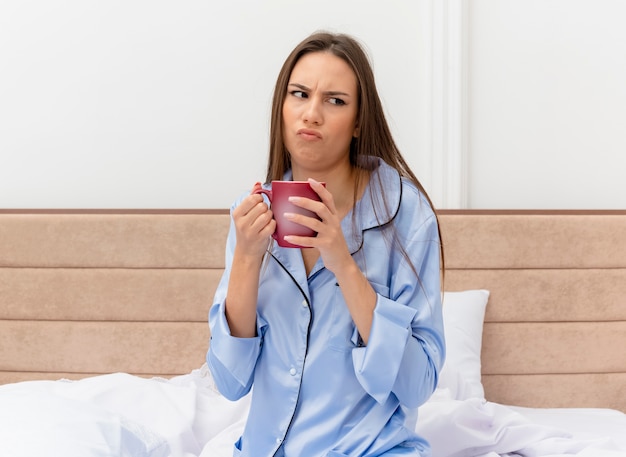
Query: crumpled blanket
xmin=415 ymin=391 xmax=624 ymax=457
xmin=0 ymin=367 xmax=624 ymax=457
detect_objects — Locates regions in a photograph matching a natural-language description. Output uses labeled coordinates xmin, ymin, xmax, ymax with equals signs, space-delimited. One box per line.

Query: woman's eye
xmin=329 ymin=97 xmax=346 ymax=106
xmin=290 ymin=90 xmax=307 ymax=99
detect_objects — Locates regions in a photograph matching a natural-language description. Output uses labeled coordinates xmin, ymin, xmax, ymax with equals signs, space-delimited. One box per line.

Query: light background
xmin=1 ymin=0 xmax=624 ymax=209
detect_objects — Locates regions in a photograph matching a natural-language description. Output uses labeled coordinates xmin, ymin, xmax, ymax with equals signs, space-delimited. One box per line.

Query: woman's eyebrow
xmin=288 ymin=83 xmax=352 ymax=97
xmin=325 ymin=90 xmax=351 ymax=97
xmin=288 ymin=83 xmax=309 ymax=90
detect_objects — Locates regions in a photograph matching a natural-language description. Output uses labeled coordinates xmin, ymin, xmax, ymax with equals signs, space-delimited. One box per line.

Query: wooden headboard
xmin=1 ymin=210 xmax=624 ymax=412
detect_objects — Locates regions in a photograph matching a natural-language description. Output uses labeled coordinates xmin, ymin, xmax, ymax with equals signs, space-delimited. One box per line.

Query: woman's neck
xmin=292 ymin=164 xmax=368 ymax=218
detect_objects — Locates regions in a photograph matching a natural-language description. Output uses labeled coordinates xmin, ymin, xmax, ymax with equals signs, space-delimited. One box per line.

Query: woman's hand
xmin=232 ymin=182 xmax=276 ymax=261
xmin=225 ymin=182 xmax=275 ymax=338
xmin=285 ymin=178 xmax=377 ymax=343
xmin=283 ymin=178 xmax=353 ymax=274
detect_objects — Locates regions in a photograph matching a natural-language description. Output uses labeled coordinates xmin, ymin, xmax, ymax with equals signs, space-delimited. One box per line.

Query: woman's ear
xmin=353 ymin=123 xmax=360 ymax=138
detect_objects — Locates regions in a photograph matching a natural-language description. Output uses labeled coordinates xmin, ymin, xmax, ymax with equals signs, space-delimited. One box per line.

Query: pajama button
xmin=301 ymin=300 xmax=307 ymax=307
xmin=289 ymin=367 xmax=297 ymax=376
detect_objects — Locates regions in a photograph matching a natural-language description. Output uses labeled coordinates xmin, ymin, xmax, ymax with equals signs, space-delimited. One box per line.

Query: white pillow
xmin=436 ymin=289 xmax=490 ymax=400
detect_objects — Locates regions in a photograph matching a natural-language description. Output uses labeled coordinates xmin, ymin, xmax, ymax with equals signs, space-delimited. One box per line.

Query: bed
xmin=1 ymin=209 xmax=625 ymax=456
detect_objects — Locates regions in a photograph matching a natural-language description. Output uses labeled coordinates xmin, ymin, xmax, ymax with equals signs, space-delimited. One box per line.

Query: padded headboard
xmin=0 ymin=210 xmax=227 ymax=383
xmin=1 ymin=210 xmax=625 ymax=412
xmin=440 ymin=210 xmax=626 ymax=411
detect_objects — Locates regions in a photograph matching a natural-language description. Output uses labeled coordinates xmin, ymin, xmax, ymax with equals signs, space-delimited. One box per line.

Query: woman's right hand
xmin=225 ymin=183 xmax=274 ymax=338
xmin=232 ymin=182 xmax=276 ymax=260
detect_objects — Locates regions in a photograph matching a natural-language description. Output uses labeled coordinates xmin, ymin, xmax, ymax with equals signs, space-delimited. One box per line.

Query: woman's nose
xmin=303 ymin=98 xmax=323 ymax=125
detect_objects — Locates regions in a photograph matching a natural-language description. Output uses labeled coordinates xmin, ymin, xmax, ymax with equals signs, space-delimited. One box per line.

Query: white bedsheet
xmin=509 ymin=405 xmax=626 ymax=450
xmin=0 ymin=366 xmax=624 ymax=457
xmin=415 ymin=390 xmax=626 ymax=457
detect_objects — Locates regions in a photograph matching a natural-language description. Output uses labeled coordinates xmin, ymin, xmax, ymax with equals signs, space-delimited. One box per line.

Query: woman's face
xmin=282 ymin=51 xmax=359 ymax=177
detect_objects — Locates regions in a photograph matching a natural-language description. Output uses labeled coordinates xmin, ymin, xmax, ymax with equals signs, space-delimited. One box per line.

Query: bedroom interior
xmin=1 ymin=209 xmax=625 ymax=456
xmin=1 ymin=1 xmax=625 ymax=456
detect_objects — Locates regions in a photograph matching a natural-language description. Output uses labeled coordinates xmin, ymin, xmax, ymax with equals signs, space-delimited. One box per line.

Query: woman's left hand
xmin=283 ymin=178 xmax=353 ymax=274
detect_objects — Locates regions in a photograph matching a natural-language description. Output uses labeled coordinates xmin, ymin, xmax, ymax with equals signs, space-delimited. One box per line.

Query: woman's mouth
xmin=297 ymin=128 xmax=322 ymax=141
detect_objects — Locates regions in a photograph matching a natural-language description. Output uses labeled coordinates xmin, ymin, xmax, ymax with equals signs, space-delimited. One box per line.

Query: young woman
xmin=207 ymin=31 xmax=445 ymax=457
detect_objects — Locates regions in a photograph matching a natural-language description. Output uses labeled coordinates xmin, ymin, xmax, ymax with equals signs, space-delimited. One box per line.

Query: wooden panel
xmin=483 ymin=373 xmax=626 ymax=412
xmin=0 ymin=321 xmax=209 ymax=375
xmin=0 ymin=213 xmax=231 ymax=268
xmin=481 ymin=321 xmax=626 ymax=374
xmin=439 ymin=214 xmax=626 ymax=269
xmin=0 ymin=268 xmax=223 ymax=321
xmin=445 ymin=269 xmax=626 ymax=322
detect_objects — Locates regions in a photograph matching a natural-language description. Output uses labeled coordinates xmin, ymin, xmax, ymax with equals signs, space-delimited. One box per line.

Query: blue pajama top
xmin=207 ymin=157 xmax=445 ymax=457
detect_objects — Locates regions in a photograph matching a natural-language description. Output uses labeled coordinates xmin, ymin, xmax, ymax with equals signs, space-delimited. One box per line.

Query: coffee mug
xmin=254 ymin=180 xmax=324 ymax=248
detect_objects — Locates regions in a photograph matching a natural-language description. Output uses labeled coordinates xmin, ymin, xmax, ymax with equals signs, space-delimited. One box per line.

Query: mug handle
xmin=252 ymin=187 xmax=278 ymax=241
xmin=253 ymin=187 xmax=272 ymax=201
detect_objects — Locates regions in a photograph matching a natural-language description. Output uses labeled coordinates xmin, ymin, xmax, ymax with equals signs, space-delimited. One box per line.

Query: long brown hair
xmin=266 ymin=31 xmax=444 ymax=276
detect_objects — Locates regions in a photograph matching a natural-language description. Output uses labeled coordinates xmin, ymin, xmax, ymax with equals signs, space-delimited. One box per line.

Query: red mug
xmin=254 ymin=181 xmax=324 ymax=248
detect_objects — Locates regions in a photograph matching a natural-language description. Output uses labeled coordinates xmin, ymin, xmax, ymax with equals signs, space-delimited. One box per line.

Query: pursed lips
xmin=297 ymin=128 xmax=323 ymax=141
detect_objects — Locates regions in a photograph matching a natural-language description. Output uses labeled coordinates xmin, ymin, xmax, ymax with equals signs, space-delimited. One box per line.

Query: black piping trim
xmin=267 ymin=251 xmax=313 ymax=456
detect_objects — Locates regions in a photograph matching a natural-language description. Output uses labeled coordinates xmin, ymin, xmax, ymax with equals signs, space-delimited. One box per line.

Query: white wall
xmin=0 ymin=0 xmax=430 ymax=209
xmin=467 ymin=0 xmax=626 ymax=209
xmin=1 ymin=1 xmax=625 ymax=209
